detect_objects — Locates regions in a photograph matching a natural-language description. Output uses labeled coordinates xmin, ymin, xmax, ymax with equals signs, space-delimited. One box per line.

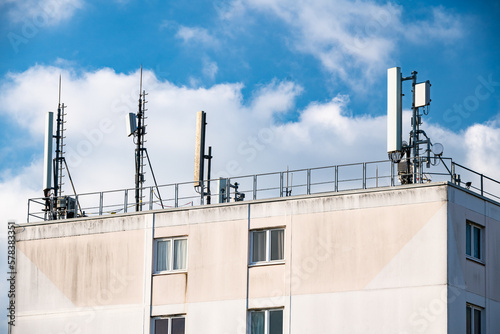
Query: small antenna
xmin=140 ymin=65 xmax=143 ymax=96
xmin=194 ymin=111 xmax=213 ymax=204
xmin=58 ymin=74 xmax=61 ymax=106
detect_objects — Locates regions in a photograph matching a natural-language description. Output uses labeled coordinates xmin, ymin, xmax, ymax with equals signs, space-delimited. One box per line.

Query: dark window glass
xmin=270 ymin=230 xmax=284 ymax=261
xmin=473 ymin=227 xmax=481 ymax=259
xmin=252 ymin=231 xmax=266 ymax=262
xmin=172 ymin=317 xmax=185 ymax=334
xmin=269 ymin=309 xmax=283 ymax=334
xmin=466 ymin=224 xmax=471 ymax=256
xmin=466 ymin=306 xmax=471 ymax=334
xmin=155 ymin=318 xmax=169 ymax=334
xmin=250 ymin=311 xmax=265 ymax=334
xmin=474 ymin=309 xmax=481 ymax=334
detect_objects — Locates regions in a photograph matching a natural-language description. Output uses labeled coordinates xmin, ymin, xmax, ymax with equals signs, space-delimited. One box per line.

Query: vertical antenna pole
xmin=135 ymin=66 xmax=144 ymax=211
xmin=411 ymin=71 xmax=419 ymax=184
xmin=206 ymin=146 xmax=212 ymax=204
xmin=54 ymin=76 xmax=62 ymax=198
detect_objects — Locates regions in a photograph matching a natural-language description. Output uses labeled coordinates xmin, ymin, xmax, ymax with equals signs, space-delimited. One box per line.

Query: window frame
xmin=249 ymin=308 xmax=284 ymax=334
xmin=249 ymin=228 xmax=285 ymax=265
xmin=152 ymin=315 xmax=186 ymax=334
xmin=466 ymin=304 xmax=483 ymax=334
xmin=466 ymin=221 xmax=484 ymax=262
xmin=154 ymin=237 xmax=188 ymax=274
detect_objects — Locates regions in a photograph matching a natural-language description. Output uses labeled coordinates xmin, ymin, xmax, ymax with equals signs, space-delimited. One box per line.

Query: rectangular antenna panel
xmin=126 ymin=113 xmax=137 ymax=137
xmin=387 ymin=67 xmax=402 ymax=153
xmin=194 ymin=111 xmax=206 ymax=187
xmin=43 ymin=112 xmax=54 ymax=191
xmin=415 ymin=81 xmax=430 ymax=108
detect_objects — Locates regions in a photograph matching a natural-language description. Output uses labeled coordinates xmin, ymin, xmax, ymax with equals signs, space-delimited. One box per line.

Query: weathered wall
xmin=15 ymin=183 xmax=500 ymax=334
xmin=447 ymin=185 xmax=500 ymax=334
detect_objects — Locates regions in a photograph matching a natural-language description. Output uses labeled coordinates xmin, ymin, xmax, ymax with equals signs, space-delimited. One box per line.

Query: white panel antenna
xmin=43 ymin=112 xmax=54 ymax=193
xmin=415 ymin=81 xmax=431 ymax=108
xmin=387 ymin=67 xmax=402 ymax=154
xmin=126 ymin=112 xmax=137 ymax=136
xmin=194 ymin=111 xmax=206 ymax=188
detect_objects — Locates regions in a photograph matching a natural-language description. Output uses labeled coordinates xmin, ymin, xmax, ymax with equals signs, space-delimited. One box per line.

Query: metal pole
xmin=253 ymin=175 xmax=257 ymax=200
xmin=335 ymin=166 xmax=339 ymax=192
xmin=306 ymin=169 xmax=311 ymax=195
xmin=206 ymin=146 xmax=212 ymax=204
xmin=362 ymin=163 xmax=366 ymax=189
xmin=280 ymin=172 xmax=284 ymax=197
xmin=175 ymin=183 xmax=179 ymax=208
xmin=135 ymin=67 xmax=144 ymax=212
xmin=411 ymin=71 xmax=418 ymax=184
xmin=481 ymin=175 xmax=484 ymax=196
xmin=149 ymin=186 xmax=153 ymax=210
xmin=124 ymin=189 xmax=128 ymax=213
xmin=99 ymin=192 xmax=103 ymax=215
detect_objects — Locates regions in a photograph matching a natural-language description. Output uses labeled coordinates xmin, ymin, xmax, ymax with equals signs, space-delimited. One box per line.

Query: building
xmin=14 ymin=179 xmax=500 ymax=333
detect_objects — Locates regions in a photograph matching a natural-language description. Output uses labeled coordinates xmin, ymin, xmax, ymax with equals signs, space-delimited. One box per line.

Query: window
xmin=155 ymin=237 xmax=187 ymax=273
xmin=250 ymin=309 xmax=283 ymax=334
xmin=466 ymin=304 xmax=483 ymax=334
xmin=251 ymin=228 xmax=284 ymax=264
xmin=466 ymin=221 xmax=483 ymax=260
xmin=153 ymin=316 xmax=185 ymax=334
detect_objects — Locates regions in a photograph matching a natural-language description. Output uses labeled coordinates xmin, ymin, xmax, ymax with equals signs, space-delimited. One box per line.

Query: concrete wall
xmin=14 ymin=183 xmax=499 ymax=334
xmin=447 ymin=185 xmax=500 ymax=334
xmin=14 ymin=214 xmax=154 ymax=333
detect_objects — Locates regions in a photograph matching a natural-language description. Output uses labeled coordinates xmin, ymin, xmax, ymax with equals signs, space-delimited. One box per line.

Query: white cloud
xmin=404 ymin=7 xmax=464 ymax=44
xmin=221 ymin=0 xmax=463 ymax=87
xmin=202 ymin=59 xmax=219 ymax=80
xmin=175 ymin=26 xmax=220 ymax=47
xmin=5 ymin=0 xmax=84 ymax=26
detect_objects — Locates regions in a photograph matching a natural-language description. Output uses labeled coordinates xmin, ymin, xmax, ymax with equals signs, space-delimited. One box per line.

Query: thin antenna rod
xmin=58 ymin=74 xmax=61 ymax=106
xmin=140 ymin=65 xmax=143 ymax=96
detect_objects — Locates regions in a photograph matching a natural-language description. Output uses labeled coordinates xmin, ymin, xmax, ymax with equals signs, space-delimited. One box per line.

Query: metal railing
xmin=27 ymin=158 xmax=500 ymax=223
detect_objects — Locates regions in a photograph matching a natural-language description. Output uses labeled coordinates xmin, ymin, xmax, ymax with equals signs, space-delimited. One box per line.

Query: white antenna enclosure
xmin=415 ymin=81 xmax=431 ymax=108
xmin=194 ymin=111 xmax=206 ymax=188
xmin=126 ymin=112 xmax=137 ymax=137
xmin=43 ymin=112 xmax=54 ymax=192
xmin=387 ymin=67 xmax=402 ymax=153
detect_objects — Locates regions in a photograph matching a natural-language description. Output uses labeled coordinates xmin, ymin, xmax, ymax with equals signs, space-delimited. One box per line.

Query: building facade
xmin=14 ymin=182 xmax=500 ymax=333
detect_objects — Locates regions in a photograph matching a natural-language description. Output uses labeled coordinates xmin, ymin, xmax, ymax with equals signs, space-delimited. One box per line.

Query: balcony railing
xmin=27 ymin=158 xmax=500 ymax=223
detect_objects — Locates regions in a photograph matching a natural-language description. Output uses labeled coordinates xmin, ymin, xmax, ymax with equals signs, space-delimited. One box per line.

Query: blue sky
xmin=0 ymin=0 xmax=499 ymax=330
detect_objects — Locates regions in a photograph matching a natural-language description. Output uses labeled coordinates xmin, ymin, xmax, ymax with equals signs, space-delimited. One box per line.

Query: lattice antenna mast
xmin=128 ymin=66 xmax=164 ymax=212
xmin=134 ymin=66 xmax=146 ymax=211
xmin=43 ymin=76 xmax=82 ymax=220
xmin=54 ymin=75 xmax=67 ymax=198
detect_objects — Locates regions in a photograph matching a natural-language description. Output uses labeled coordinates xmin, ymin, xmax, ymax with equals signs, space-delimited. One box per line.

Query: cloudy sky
xmin=0 ymin=0 xmax=499 ymax=327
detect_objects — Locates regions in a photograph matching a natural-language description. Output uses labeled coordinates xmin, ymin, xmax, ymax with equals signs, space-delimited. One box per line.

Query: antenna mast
xmin=43 ymin=76 xmax=82 ymax=220
xmin=135 ymin=66 xmax=146 ymax=211
xmin=54 ymin=75 xmax=66 ymax=198
xmin=387 ymin=67 xmax=438 ymax=184
xmin=127 ymin=66 xmax=164 ymax=212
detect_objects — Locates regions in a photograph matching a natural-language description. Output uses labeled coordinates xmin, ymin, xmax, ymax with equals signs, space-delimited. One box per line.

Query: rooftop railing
xmin=27 ymin=158 xmax=500 ymax=223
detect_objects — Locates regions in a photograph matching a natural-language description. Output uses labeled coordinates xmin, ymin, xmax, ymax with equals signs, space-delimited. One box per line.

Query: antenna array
xmin=387 ymin=67 xmax=441 ymax=184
